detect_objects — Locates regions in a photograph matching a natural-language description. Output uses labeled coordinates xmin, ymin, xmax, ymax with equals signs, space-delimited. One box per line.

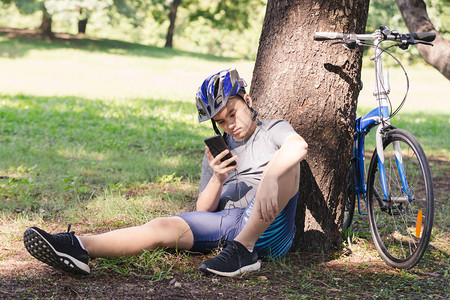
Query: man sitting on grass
xmin=23 ymin=67 xmax=308 ymax=277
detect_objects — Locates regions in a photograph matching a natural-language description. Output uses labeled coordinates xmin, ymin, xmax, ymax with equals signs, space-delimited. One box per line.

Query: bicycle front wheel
xmin=367 ymin=129 xmax=434 ymax=269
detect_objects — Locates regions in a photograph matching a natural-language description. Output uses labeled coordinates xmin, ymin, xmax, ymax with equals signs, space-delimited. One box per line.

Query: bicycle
xmin=314 ymin=26 xmax=435 ymax=269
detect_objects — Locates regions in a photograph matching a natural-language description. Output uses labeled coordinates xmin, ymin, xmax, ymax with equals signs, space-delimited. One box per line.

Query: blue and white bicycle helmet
xmin=195 ymin=68 xmax=247 ymax=123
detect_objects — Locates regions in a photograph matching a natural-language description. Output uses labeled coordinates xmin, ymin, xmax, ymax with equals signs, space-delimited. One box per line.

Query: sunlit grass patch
xmin=0 ymin=35 xmax=255 ymax=101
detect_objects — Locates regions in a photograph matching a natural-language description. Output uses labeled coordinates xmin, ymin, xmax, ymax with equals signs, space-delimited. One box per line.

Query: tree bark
xmin=39 ymin=5 xmax=53 ymax=39
xmin=250 ymin=0 xmax=369 ymax=252
xmin=396 ymin=0 xmax=450 ymax=80
xmin=165 ymin=0 xmax=182 ymax=48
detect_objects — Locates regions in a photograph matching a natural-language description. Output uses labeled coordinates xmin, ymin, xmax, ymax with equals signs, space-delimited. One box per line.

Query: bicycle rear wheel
xmin=367 ymin=129 xmax=434 ymax=269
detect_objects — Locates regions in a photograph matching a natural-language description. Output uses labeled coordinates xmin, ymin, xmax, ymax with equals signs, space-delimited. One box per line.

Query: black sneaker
xmin=23 ymin=225 xmax=90 ymax=275
xmin=199 ymin=240 xmax=260 ymax=277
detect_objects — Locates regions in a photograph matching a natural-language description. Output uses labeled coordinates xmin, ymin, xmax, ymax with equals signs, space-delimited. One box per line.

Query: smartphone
xmin=204 ymin=135 xmax=237 ymax=166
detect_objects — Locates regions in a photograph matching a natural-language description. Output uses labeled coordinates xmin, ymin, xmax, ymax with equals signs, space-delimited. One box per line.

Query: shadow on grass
xmin=0 ymin=27 xmax=239 ymax=62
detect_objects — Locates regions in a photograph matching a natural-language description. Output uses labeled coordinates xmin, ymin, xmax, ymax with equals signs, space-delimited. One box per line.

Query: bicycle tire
xmin=367 ymin=129 xmax=434 ymax=269
xmin=343 ymin=160 xmax=356 ymax=229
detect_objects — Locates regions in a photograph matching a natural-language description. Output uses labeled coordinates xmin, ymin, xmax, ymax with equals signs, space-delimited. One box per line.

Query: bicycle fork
xmin=376 ymin=126 xmax=412 ymax=206
xmin=375 ymin=127 xmax=424 ymax=238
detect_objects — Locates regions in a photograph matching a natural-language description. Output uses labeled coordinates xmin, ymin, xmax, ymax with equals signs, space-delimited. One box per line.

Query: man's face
xmin=212 ymin=97 xmax=255 ymax=141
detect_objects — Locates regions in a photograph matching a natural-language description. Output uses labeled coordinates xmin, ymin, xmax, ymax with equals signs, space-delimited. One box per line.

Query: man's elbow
xmin=298 ymin=140 xmax=308 ymax=160
xmin=290 ymin=135 xmax=308 ymax=159
xmin=301 ymin=140 xmax=308 ymax=154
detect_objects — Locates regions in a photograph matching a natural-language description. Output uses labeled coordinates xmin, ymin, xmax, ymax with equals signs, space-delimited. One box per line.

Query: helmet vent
xmin=213 ymin=77 xmax=220 ymax=98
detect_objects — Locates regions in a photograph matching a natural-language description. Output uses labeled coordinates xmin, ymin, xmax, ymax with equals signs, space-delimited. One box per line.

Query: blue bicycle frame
xmin=352 ymin=29 xmax=413 ymax=215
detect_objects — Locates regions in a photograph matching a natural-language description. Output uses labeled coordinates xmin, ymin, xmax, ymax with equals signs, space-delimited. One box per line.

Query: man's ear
xmin=244 ymin=94 xmax=252 ymax=107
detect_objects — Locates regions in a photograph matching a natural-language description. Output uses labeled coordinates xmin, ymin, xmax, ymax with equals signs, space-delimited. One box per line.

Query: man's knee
xmin=143 ymin=217 xmax=193 ymax=249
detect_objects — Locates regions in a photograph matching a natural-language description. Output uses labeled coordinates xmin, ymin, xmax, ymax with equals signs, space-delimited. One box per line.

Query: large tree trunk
xmin=396 ymin=0 xmax=450 ymax=80
xmin=165 ymin=0 xmax=182 ymax=48
xmin=39 ymin=5 xmax=53 ymax=39
xmin=251 ymin=0 xmax=369 ymax=252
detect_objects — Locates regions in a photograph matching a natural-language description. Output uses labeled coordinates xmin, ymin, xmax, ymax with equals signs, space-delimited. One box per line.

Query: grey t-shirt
xmin=199 ymin=119 xmax=297 ymax=210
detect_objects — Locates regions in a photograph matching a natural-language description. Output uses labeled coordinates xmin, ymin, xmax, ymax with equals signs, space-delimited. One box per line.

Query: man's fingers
xmin=271 ymin=201 xmax=278 ymax=220
xmin=206 ymin=147 xmax=229 ymax=162
xmin=221 ymin=155 xmax=238 ymax=169
xmin=255 ymin=201 xmax=264 ymax=222
xmin=205 ymin=146 xmax=214 ymax=160
xmin=215 ymin=149 xmax=232 ymax=162
xmin=263 ymin=200 xmax=278 ymax=223
xmin=266 ymin=205 xmax=274 ymax=223
xmin=262 ymin=201 xmax=271 ymax=223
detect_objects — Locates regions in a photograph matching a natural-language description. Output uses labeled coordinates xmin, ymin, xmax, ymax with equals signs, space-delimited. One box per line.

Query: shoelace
xmin=53 ymin=224 xmax=76 ymax=246
xmin=217 ymin=242 xmax=242 ymax=266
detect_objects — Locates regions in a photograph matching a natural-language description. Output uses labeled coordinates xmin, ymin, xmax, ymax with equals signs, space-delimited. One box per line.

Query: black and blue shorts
xmin=177 ymin=191 xmax=298 ymax=259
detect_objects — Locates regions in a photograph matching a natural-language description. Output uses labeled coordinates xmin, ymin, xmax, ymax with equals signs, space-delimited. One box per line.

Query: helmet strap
xmin=211 ymin=119 xmax=221 ymax=136
xmin=211 ymin=119 xmax=229 ymax=143
xmin=249 ymin=107 xmax=258 ymax=121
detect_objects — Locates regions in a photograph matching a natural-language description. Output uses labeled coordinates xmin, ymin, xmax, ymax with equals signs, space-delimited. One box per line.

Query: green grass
xmin=93 ymin=248 xmax=178 ymax=281
xmin=0 ymin=94 xmax=205 ymax=217
xmin=357 ymin=107 xmax=449 ymax=158
xmin=0 ymin=34 xmax=448 ymax=299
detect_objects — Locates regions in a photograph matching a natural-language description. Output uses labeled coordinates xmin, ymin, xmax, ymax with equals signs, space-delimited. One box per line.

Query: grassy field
xmin=0 ymin=32 xmax=448 ymax=298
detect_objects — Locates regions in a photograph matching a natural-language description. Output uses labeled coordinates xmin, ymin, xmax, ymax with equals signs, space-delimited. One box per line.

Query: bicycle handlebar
xmin=314 ymin=32 xmax=346 ymax=41
xmin=313 ymin=29 xmax=435 ymax=44
xmin=410 ymin=32 xmax=435 ymax=42
xmin=313 ymin=26 xmax=435 ymax=120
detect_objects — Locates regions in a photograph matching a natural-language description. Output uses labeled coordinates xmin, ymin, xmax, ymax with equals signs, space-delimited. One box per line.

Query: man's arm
xmin=255 ymin=133 xmax=308 ymax=223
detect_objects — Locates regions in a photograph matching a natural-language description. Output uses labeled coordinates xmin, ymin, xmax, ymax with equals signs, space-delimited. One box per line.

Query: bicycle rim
xmin=367 ymin=129 xmax=434 ymax=269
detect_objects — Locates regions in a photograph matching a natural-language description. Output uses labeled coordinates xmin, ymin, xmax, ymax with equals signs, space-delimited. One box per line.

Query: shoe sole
xmin=205 ymin=260 xmax=261 ymax=277
xmin=23 ymin=227 xmax=90 ymax=275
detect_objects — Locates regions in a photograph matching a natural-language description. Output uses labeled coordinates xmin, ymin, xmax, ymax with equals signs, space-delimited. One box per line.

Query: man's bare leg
xmin=79 ymin=216 xmax=194 ymax=258
xmin=234 ymin=164 xmax=300 ymax=250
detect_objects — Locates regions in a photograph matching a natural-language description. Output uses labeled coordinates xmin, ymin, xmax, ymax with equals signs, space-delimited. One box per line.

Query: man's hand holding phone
xmin=204 ymin=135 xmax=238 ymax=182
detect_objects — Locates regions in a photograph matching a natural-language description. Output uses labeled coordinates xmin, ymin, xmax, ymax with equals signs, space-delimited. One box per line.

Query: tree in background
xmin=396 ymin=0 xmax=450 ymax=79
xmin=366 ymin=0 xmax=449 ymax=79
xmin=39 ymin=2 xmax=51 ymax=37
xmin=0 ymin=0 xmax=52 ymax=37
xmin=150 ymin=0 xmax=266 ymax=48
xmin=1 ymin=0 xmax=147 ymax=37
xmin=250 ymin=0 xmax=369 ymax=252
xmin=164 ymin=0 xmax=181 ymax=48
xmin=75 ymin=0 xmax=117 ymax=34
